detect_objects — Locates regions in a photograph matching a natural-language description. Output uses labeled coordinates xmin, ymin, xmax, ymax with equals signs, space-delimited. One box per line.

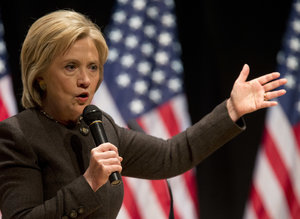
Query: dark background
xmin=0 ymin=0 xmax=293 ymax=218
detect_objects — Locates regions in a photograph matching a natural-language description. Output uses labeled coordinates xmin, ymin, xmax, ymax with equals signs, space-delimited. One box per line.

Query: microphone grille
xmin=82 ymin=105 xmax=103 ymax=125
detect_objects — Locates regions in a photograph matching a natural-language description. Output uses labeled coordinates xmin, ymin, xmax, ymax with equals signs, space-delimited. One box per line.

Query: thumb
xmin=236 ymin=64 xmax=250 ymax=83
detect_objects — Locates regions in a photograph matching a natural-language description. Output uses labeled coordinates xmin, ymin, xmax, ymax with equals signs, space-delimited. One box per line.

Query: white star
xmin=296 ymin=101 xmax=300 ymax=113
xmin=113 ymin=11 xmax=127 ymax=23
xmin=109 ymin=29 xmax=123 ymax=42
xmin=147 ymin=6 xmax=159 ymax=19
xmin=285 ymin=73 xmax=296 ymax=89
xmin=162 ymin=13 xmax=175 ymax=27
xmin=155 ymin=51 xmax=169 ymax=65
xmin=125 ymin=35 xmax=139 ymax=48
xmin=129 ymin=16 xmax=143 ymax=29
xmin=141 ymin=43 xmax=154 ymax=56
xmin=171 ymin=60 xmax=183 ymax=73
xmin=134 ymin=80 xmax=148 ymax=95
xmin=107 ymin=48 xmax=119 ymax=62
xmin=152 ymin=70 xmax=166 ymax=84
xmin=165 ymin=0 xmax=175 ymax=8
xmin=0 ymin=59 xmax=6 ymax=74
xmin=0 ymin=41 xmax=6 ymax=55
xmin=292 ymin=19 xmax=300 ymax=33
xmin=133 ymin=0 xmax=146 ymax=10
xmin=295 ymin=2 xmax=300 ymax=13
xmin=290 ymin=37 xmax=300 ymax=51
xmin=168 ymin=78 xmax=182 ymax=92
xmin=129 ymin=99 xmax=144 ymax=114
xmin=121 ymin=54 xmax=135 ymax=68
xmin=119 ymin=0 xmax=129 ymax=4
xmin=286 ymin=55 xmax=298 ymax=70
xmin=144 ymin=25 xmax=156 ymax=38
xmin=277 ymin=51 xmax=285 ymax=65
xmin=116 ymin=73 xmax=131 ymax=87
xmin=137 ymin=61 xmax=152 ymax=75
xmin=158 ymin=32 xmax=172 ymax=46
xmin=149 ymin=89 xmax=162 ymax=103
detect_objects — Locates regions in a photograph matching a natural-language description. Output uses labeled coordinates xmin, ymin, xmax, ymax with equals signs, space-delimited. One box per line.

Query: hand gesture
xmin=227 ymin=64 xmax=287 ymax=121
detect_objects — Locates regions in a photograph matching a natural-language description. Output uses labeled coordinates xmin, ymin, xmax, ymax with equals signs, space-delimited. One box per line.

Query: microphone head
xmin=82 ymin=105 xmax=103 ymax=125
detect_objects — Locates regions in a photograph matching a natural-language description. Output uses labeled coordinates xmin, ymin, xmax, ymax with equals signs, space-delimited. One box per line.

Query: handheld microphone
xmin=83 ymin=105 xmax=121 ymax=185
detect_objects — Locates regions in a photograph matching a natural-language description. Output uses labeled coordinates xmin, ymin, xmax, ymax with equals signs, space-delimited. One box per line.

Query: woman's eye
xmin=65 ymin=64 xmax=76 ymax=71
xmin=89 ymin=64 xmax=98 ymax=71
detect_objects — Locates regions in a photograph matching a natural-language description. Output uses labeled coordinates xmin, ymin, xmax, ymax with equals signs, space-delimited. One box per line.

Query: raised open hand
xmin=227 ymin=64 xmax=287 ymax=121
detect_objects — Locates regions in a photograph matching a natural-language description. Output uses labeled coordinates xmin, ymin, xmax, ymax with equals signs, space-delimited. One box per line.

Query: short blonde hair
xmin=21 ymin=10 xmax=108 ymax=108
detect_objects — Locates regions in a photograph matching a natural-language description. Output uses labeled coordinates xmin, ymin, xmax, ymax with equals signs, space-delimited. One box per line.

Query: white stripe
xmin=140 ymin=109 xmax=169 ymax=139
xmin=126 ymin=178 xmax=166 ymax=219
xmin=0 ymin=74 xmax=17 ymax=116
xmin=169 ymin=173 xmax=198 ymax=219
xmin=116 ymin=205 xmax=130 ymax=219
xmin=170 ymin=94 xmax=191 ymax=131
xmin=253 ymin=147 xmax=290 ymax=219
xmin=243 ymin=201 xmax=256 ymax=219
xmin=93 ymin=82 xmax=126 ymax=126
xmin=267 ymin=105 xmax=300 ymax=202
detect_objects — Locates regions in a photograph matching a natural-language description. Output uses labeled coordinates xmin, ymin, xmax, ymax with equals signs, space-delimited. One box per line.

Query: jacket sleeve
xmin=0 ymin=119 xmax=103 ymax=219
xmin=114 ymin=100 xmax=246 ymax=179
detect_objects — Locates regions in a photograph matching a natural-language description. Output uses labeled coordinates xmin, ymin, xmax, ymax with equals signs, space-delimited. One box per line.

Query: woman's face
xmin=41 ymin=37 xmax=101 ymax=124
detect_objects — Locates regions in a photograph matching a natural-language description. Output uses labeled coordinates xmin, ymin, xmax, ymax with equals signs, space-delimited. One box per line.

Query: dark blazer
xmin=0 ymin=100 xmax=244 ymax=219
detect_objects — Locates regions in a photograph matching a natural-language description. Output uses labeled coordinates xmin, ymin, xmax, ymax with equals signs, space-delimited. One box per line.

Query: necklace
xmin=39 ymin=109 xmax=89 ymax=135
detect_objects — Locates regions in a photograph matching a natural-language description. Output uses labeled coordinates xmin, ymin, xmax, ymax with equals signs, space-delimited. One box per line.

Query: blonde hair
xmin=21 ymin=10 xmax=108 ymax=108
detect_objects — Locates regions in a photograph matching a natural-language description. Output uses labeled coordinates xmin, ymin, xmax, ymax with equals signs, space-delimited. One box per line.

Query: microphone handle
xmin=90 ymin=121 xmax=121 ymax=185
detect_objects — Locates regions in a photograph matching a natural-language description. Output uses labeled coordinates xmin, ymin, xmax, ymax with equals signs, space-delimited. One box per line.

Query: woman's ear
xmin=37 ymin=77 xmax=46 ymax=91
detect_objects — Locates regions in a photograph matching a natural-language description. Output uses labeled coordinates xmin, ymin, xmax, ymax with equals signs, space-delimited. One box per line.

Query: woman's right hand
xmin=83 ymin=143 xmax=123 ymax=191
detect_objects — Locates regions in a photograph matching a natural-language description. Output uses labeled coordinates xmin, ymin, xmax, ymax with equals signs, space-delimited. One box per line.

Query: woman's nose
xmin=77 ymin=69 xmax=91 ymax=88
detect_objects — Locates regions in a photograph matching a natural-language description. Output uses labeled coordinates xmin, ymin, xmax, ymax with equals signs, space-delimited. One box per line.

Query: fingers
xmin=263 ymin=78 xmax=287 ymax=92
xmin=256 ymin=72 xmax=281 ymax=85
xmin=236 ymin=64 xmax=250 ymax=83
xmin=91 ymin=143 xmax=122 ymax=164
xmin=264 ymin=89 xmax=286 ymax=101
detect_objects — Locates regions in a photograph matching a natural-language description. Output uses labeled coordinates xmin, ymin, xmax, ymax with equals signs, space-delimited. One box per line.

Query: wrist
xmin=226 ymin=98 xmax=240 ymax=122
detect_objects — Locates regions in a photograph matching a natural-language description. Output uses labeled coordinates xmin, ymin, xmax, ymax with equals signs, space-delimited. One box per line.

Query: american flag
xmin=0 ymin=14 xmax=17 ymax=122
xmin=93 ymin=0 xmax=199 ymax=218
xmin=243 ymin=0 xmax=300 ymax=218
xmin=0 ymin=12 xmax=17 ymax=219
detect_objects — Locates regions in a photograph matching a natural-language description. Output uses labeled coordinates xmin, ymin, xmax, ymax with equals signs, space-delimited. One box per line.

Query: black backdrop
xmin=0 ymin=0 xmax=293 ymax=218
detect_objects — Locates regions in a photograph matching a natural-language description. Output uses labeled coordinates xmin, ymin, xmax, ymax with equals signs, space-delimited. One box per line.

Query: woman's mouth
xmin=76 ymin=92 xmax=89 ymax=103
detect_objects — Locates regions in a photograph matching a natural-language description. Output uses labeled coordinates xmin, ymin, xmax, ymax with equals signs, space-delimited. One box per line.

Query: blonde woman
xmin=0 ymin=10 xmax=286 ymax=218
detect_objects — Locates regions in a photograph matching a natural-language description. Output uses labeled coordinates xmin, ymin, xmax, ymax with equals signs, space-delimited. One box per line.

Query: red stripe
xmin=250 ymin=184 xmax=271 ymax=219
xmin=0 ymin=96 xmax=10 ymax=121
xmin=292 ymin=123 xmax=300 ymax=151
xmin=158 ymin=102 xmax=180 ymax=137
xmin=122 ymin=177 xmax=143 ymax=219
xmin=173 ymin=205 xmax=181 ymax=219
xmin=264 ymin=128 xmax=300 ymax=218
xmin=151 ymin=180 xmax=171 ymax=218
xmin=182 ymin=170 xmax=199 ymax=216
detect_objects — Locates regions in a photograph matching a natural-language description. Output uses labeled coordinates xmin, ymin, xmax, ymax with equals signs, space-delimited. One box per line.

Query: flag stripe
xmin=253 ymin=145 xmax=290 ymax=219
xmin=169 ymin=174 xmax=198 ymax=219
xmin=250 ymin=184 xmax=271 ymax=219
xmin=158 ymin=101 xmax=180 ymax=137
xmin=126 ymin=178 xmax=166 ymax=219
xmin=122 ymin=177 xmax=143 ymax=219
xmin=150 ymin=180 xmax=171 ymax=218
xmin=264 ymin=129 xmax=300 ymax=218
xmin=0 ymin=95 xmax=9 ymax=121
xmin=182 ymin=169 xmax=199 ymax=214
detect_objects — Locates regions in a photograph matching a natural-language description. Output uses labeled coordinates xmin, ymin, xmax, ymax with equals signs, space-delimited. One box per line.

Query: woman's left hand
xmin=227 ymin=64 xmax=287 ymax=121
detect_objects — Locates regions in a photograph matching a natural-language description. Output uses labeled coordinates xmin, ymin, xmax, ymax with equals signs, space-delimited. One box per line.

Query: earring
xmin=39 ymin=80 xmax=46 ymax=91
